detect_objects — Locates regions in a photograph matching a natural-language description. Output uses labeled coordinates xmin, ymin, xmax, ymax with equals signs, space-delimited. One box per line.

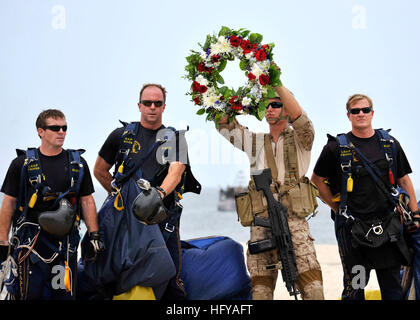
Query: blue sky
xmin=1 ymin=0 xmax=419 ymax=192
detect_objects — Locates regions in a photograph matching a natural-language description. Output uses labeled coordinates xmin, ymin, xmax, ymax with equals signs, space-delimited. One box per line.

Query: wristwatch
xmin=155 ymin=186 xmax=167 ymax=199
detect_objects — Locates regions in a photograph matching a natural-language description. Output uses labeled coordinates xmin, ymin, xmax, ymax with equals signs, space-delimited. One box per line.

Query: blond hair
xmin=346 ymin=94 xmax=373 ymax=111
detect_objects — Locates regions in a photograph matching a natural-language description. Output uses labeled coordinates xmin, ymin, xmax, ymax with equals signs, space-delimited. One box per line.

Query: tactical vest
xmin=113 ymin=121 xmax=201 ymax=238
xmin=235 ymin=128 xmax=318 ymax=226
xmin=332 ymin=128 xmax=401 ymax=219
xmin=16 ymin=148 xmax=84 ymax=221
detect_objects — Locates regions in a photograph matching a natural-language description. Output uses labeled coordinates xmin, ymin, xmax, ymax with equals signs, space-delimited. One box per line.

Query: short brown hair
xmin=346 ymin=94 xmax=373 ymax=111
xmin=36 ymin=109 xmax=66 ymax=129
xmin=139 ymin=83 xmax=167 ymax=103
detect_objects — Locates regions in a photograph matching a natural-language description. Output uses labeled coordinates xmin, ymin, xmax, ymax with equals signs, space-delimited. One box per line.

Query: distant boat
xmin=217 ymin=171 xmax=247 ymax=212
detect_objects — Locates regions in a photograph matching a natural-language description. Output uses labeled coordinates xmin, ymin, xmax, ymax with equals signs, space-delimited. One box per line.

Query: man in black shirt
xmin=94 ymin=83 xmax=193 ymax=299
xmin=311 ymin=94 xmax=419 ymax=300
xmin=0 ymin=109 xmax=103 ymax=300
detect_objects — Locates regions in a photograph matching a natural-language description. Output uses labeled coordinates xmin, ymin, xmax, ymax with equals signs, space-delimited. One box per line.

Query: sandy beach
xmin=241 ymin=243 xmax=380 ymax=300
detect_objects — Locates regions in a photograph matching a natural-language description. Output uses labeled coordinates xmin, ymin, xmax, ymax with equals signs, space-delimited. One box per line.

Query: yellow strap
xmin=28 ymin=190 xmax=38 ymax=208
xmin=332 ymin=193 xmax=341 ymax=203
xmin=118 ymin=162 xmax=124 ymax=174
xmin=64 ymin=261 xmax=71 ymax=292
xmin=114 ymin=191 xmax=124 ymax=211
xmin=347 ymin=175 xmax=353 ymax=192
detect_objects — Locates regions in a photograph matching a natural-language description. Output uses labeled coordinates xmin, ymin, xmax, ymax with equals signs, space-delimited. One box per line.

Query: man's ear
xmin=37 ymin=127 xmax=44 ymax=138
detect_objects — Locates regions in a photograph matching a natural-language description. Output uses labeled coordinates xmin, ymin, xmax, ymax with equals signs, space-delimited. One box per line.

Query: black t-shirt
xmin=313 ymin=131 xmax=412 ymax=217
xmin=1 ymin=149 xmax=95 ymax=215
xmin=98 ymin=122 xmax=189 ymax=185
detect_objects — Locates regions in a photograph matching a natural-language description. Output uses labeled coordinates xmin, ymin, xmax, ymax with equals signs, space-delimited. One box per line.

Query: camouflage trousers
xmin=246 ymin=212 xmax=324 ymax=300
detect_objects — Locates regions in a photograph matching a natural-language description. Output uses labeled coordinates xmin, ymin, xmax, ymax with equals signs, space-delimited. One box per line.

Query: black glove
xmin=132 ymin=187 xmax=168 ymax=225
xmin=0 ymin=245 xmax=10 ymax=264
xmin=85 ymin=231 xmax=105 ymax=262
xmin=407 ymin=210 xmax=420 ymax=233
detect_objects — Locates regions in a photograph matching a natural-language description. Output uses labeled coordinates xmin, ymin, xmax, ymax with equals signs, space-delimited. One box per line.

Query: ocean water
xmin=175 ymin=187 xmax=337 ymax=245
xmin=90 ymin=187 xmax=337 ymax=245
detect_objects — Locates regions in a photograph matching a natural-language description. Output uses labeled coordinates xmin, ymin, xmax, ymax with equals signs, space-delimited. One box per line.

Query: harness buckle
xmin=136 ymin=178 xmax=151 ymax=191
xmin=28 ymin=175 xmax=42 ymax=186
xmin=164 ymin=223 xmax=175 ymax=233
xmin=391 ymin=186 xmax=399 ymax=197
xmin=339 ymin=206 xmax=355 ymax=222
xmin=340 ymin=162 xmax=351 ymax=173
xmin=110 ymin=180 xmax=120 ymax=196
xmin=119 ymin=149 xmax=130 ymax=156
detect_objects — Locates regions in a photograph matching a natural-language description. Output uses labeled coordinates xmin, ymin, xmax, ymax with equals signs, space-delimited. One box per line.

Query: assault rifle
xmin=248 ymin=168 xmax=300 ymax=299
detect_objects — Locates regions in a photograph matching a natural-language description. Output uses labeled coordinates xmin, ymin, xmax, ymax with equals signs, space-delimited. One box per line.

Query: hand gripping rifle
xmin=248 ymin=168 xmax=300 ymax=299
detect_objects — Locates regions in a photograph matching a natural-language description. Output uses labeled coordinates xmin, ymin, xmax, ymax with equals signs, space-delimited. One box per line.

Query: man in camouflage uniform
xmin=217 ymin=80 xmax=324 ymax=300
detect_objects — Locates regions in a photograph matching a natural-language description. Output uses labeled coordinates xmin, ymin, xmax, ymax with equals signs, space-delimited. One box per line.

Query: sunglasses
xmin=140 ymin=100 xmax=164 ymax=107
xmin=43 ymin=125 xmax=67 ymax=132
xmin=349 ymin=107 xmax=372 ymax=115
xmin=267 ymin=102 xmax=283 ymax=109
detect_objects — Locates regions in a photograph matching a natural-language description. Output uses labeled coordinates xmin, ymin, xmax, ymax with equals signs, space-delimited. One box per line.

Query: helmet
xmin=38 ymin=198 xmax=76 ymax=237
xmin=132 ymin=187 xmax=168 ymax=225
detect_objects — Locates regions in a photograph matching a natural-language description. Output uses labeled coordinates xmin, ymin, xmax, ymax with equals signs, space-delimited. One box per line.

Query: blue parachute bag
xmin=409 ymin=201 xmax=420 ymax=299
xmin=77 ymin=177 xmax=176 ymax=299
xmin=180 ymin=236 xmax=251 ymax=300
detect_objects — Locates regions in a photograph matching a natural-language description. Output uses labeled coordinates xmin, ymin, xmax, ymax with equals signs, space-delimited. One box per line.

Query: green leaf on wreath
xmin=249 ymin=33 xmax=263 ymax=44
xmin=219 ymin=86 xmax=229 ymax=96
xmin=218 ymin=60 xmax=227 ymax=72
xmin=257 ymin=108 xmax=266 ymax=121
xmin=240 ymin=30 xmax=250 ymax=38
xmin=218 ymin=26 xmax=231 ymax=37
xmin=239 ymin=60 xmax=247 ymax=71
xmin=203 ymin=35 xmax=211 ymax=51
xmin=196 ymin=108 xmax=206 ymax=115
xmin=216 ymin=74 xmax=225 ymax=84
xmin=267 ymin=87 xmax=277 ymax=99
xmin=258 ymin=99 xmax=268 ymax=111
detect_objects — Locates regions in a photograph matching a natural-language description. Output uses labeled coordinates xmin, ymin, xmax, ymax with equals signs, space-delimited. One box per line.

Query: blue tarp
xmin=181 ymin=236 xmax=251 ymax=300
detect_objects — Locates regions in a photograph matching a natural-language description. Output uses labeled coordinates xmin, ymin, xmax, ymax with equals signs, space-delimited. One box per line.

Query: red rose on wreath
xmin=241 ymin=40 xmax=257 ymax=54
xmin=229 ymin=96 xmax=238 ymax=104
xmin=199 ymin=85 xmax=208 ymax=93
xmin=212 ymin=54 xmax=220 ymax=63
xmin=192 ymin=81 xmax=201 ymax=92
xmin=255 ymin=49 xmax=267 ymax=62
xmin=197 ymin=62 xmax=213 ymax=73
xmin=259 ymin=74 xmax=270 ymax=85
xmin=230 ymin=35 xmax=242 ymax=47
xmin=193 ymin=97 xmax=200 ymax=105
xmin=261 ymin=44 xmax=270 ymax=51
xmin=248 ymin=73 xmax=256 ymax=81
xmin=231 ymin=103 xmax=243 ymax=111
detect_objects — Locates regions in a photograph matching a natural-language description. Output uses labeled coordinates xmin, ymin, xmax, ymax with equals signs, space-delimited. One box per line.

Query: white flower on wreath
xmin=210 ymin=36 xmax=232 ymax=55
xmin=202 ymin=88 xmax=220 ymax=108
xmin=242 ymin=96 xmax=252 ymax=106
xmin=250 ymin=84 xmax=263 ymax=100
xmin=250 ymin=63 xmax=264 ymax=78
xmin=195 ymin=74 xmax=209 ymax=86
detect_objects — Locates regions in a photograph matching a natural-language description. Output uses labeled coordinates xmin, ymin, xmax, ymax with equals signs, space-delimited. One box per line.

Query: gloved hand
xmin=132 ymin=187 xmax=168 ymax=225
xmin=0 ymin=244 xmax=10 ymax=264
xmin=407 ymin=210 xmax=420 ymax=233
xmin=85 ymin=231 xmax=105 ymax=262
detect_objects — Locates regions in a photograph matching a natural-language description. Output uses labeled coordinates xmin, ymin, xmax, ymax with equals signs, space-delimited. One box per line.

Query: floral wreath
xmin=184 ymin=26 xmax=282 ymax=123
